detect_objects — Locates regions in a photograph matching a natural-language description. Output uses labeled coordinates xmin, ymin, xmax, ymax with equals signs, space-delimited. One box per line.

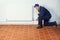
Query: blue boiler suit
xmin=38 ymin=6 xmax=56 ymax=26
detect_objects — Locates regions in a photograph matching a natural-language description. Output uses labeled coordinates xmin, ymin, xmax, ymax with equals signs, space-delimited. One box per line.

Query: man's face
xmin=34 ymin=6 xmax=40 ymax=10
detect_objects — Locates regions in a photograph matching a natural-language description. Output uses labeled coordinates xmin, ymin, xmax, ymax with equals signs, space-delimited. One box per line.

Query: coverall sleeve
xmin=38 ymin=7 xmax=45 ymax=19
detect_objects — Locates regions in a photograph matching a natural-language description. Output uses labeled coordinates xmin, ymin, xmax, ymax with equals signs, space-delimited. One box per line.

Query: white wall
xmin=0 ymin=2 xmax=6 ymax=21
xmin=6 ymin=0 xmax=32 ymax=21
xmin=0 ymin=0 xmax=32 ymax=21
xmin=33 ymin=0 xmax=60 ymax=24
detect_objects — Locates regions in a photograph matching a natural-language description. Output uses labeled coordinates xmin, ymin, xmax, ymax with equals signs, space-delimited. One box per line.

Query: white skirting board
xmin=0 ymin=21 xmax=38 ymax=24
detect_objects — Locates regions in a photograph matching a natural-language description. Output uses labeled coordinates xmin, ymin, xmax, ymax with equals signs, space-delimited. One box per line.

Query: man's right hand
xmin=36 ymin=18 xmax=38 ymax=21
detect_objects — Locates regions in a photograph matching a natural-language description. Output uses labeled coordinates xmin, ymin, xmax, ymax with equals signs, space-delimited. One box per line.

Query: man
xmin=34 ymin=4 xmax=57 ymax=29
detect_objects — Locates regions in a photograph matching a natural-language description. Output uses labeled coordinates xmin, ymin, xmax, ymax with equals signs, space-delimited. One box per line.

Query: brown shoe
xmin=37 ymin=25 xmax=43 ymax=29
xmin=54 ymin=21 xmax=57 ymax=27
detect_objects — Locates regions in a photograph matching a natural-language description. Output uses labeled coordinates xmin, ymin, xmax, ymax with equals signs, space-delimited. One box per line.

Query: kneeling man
xmin=34 ymin=4 xmax=57 ymax=29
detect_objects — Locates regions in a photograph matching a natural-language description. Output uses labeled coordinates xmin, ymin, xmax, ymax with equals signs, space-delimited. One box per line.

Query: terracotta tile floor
xmin=0 ymin=25 xmax=60 ymax=40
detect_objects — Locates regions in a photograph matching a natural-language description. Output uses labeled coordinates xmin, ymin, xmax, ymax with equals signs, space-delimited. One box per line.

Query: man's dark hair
xmin=34 ymin=4 xmax=39 ymax=7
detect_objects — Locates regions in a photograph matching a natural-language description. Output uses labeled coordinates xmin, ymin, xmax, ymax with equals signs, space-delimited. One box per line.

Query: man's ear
xmin=34 ymin=7 xmax=36 ymax=8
